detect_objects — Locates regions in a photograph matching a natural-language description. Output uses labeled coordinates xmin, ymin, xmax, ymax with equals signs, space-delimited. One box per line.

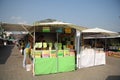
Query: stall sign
xmin=65 ymin=28 xmax=71 ymax=33
xmin=58 ymin=50 xmax=64 ymax=57
xmin=42 ymin=50 xmax=50 ymax=58
xmin=42 ymin=27 xmax=50 ymax=32
xmin=56 ymin=28 xmax=63 ymax=33
xmin=64 ymin=50 xmax=70 ymax=56
xmin=50 ymin=50 xmax=56 ymax=58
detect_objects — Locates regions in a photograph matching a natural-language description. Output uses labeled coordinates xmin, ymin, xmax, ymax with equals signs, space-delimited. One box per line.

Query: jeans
xmin=23 ymin=49 xmax=27 ymax=68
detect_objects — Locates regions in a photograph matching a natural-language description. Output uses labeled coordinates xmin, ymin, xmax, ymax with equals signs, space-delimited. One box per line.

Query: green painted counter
xmin=58 ymin=56 xmax=75 ymax=72
xmin=34 ymin=56 xmax=75 ymax=75
xmin=34 ymin=58 xmax=57 ymax=75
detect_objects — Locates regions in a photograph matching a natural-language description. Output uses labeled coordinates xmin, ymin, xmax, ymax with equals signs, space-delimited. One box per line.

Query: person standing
xmin=21 ymin=40 xmax=25 ymax=55
xmin=23 ymin=35 xmax=33 ymax=68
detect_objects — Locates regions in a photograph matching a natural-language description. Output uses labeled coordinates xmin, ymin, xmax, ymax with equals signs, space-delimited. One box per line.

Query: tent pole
xmin=76 ymin=30 xmax=81 ymax=68
xmin=94 ymin=38 xmax=97 ymax=66
xmin=105 ymin=38 xmax=107 ymax=52
xmin=21 ymin=25 xmax=34 ymax=38
xmin=32 ymin=25 xmax=36 ymax=76
xmin=56 ymin=32 xmax=59 ymax=72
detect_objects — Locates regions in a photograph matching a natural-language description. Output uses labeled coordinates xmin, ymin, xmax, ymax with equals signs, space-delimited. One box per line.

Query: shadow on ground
xmin=0 ymin=45 xmax=14 ymax=64
xmin=106 ymin=75 xmax=120 ymax=80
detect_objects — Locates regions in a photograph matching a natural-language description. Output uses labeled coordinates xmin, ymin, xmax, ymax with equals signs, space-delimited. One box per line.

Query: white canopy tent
xmin=28 ymin=19 xmax=88 ymax=75
xmin=1 ymin=23 xmax=33 ymax=40
xmin=77 ymin=27 xmax=118 ymax=69
xmin=82 ymin=27 xmax=118 ymax=35
xmin=30 ymin=20 xmax=87 ymax=32
xmin=83 ymin=35 xmax=120 ymax=39
xmin=30 ymin=19 xmax=87 ymax=55
xmin=1 ymin=23 xmax=32 ymax=31
xmin=81 ymin=27 xmax=118 ymax=48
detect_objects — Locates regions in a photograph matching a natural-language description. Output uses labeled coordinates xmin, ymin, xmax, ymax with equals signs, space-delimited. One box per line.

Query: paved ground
xmin=0 ymin=45 xmax=120 ymax=80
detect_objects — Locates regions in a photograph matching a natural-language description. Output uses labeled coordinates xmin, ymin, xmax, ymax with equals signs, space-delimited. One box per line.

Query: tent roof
xmin=82 ymin=27 xmax=117 ymax=34
xmin=84 ymin=35 xmax=120 ymax=39
xmin=1 ymin=19 xmax=87 ymax=32
xmin=82 ymin=28 xmax=119 ymax=39
xmin=1 ymin=23 xmax=32 ymax=31
xmin=82 ymin=27 xmax=118 ymax=36
xmin=30 ymin=20 xmax=87 ymax=32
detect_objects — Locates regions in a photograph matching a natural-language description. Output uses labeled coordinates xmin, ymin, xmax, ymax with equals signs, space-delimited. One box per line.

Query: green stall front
xmin=32 ymin=47 xmax=76 ymax=75
xmin=33 ymin=51 xmax=75 ymax=75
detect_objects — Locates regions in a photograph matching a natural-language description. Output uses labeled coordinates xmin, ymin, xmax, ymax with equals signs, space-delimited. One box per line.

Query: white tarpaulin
xmin=81 ymin=27 xmax=118 ymax=50
xmin=82 ymin=27 xmax=118 ymax=35
xmin=30 ymin=19 xmax=87 ymax=32
xmin=77 ymin=48 xmax=106 ymax=68
xmin=77 ymin=27 xmax=115 ymax=69
xmin=1 ymin=23 xmax=32 ymax=31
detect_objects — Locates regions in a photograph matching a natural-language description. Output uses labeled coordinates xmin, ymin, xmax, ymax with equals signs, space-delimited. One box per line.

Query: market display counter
xmin=34 ymin=58 xmax=57 ymax=75
xmin=95 ymin=52 xmax=106 ymax=65
xmin=77 ymin=48 xmax=106 ymax=69
xmin=58 ymin=56 xmax=75 ymax=72
xmin=32 ymin=50 xmax=75 ymax=75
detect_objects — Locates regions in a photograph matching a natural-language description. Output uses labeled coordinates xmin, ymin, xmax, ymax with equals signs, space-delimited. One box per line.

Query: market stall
xmin=77 ymin=27 xmax=118 ymax=69
xmin=29 ymin=19 xmax=86 ymax=75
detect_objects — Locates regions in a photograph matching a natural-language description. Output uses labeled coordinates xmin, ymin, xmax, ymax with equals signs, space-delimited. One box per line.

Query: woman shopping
xmin=23 ymin=36 xmax=33 ymax=68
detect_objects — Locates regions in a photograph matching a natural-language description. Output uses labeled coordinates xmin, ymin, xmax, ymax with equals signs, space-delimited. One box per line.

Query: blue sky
xmin=0 ymin=0 xmax=120 ymax=32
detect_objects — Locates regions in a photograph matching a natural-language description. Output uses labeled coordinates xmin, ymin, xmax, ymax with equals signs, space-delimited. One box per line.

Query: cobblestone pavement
xmin=0 ymin=45 xmax=120 ymax=80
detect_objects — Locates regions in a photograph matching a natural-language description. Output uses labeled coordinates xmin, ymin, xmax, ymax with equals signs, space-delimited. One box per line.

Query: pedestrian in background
xmin=23 ymin=35 xmax=33 ymax=68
